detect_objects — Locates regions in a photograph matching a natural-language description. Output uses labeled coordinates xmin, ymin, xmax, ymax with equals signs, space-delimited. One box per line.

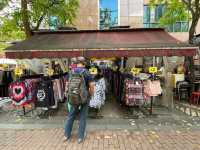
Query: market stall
xmin=4 ymin=28 xmax=198 ymax=117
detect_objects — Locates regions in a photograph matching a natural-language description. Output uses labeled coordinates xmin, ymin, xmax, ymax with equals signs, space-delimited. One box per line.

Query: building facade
xmin=73 ymin=0 xmax=200 ymax=42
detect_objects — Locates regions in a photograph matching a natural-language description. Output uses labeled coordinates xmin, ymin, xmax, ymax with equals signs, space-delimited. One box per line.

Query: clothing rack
xmin=9 ymin=72 xmax=67 ymax=116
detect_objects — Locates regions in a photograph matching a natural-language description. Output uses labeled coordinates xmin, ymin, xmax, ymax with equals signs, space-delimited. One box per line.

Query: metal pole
xmin=150 ymin=56 xmax=156 ymax=115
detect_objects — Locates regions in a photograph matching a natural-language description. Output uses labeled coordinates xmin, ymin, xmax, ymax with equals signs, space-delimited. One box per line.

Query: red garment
xmin=9 ymin=82 xmax=26 ymax=102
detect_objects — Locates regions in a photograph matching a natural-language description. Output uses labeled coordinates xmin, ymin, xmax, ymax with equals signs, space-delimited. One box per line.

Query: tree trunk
xmin=189 ymin=16 xmax=199 ymax=43
xmin=187 ymin=14 xmax=200 ymax=87
xmin=21 ymin=0 xmax=32 ymax=38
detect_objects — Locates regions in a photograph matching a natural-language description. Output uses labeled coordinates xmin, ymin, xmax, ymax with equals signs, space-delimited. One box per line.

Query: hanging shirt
xmin=35 ymin=80 xmax=55 ymax=108
xmin=9 ymin=81 xmax=26 ymax=103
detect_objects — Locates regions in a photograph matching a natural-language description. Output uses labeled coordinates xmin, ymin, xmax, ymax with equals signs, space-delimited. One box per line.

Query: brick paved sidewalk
xmin=1 ymin=129 xmax=200 ymax=150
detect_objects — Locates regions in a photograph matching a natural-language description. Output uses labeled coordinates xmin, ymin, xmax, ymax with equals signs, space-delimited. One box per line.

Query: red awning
xmin=5 ymin=28 xmax=198 ymax=59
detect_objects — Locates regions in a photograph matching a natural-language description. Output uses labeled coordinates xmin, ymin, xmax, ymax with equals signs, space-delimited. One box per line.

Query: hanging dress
xmin=89 ymin=78 xmax=106 ymax=109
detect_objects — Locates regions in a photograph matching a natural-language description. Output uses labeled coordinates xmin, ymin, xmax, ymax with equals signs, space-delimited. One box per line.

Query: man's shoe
xmin=63 ymin=136 xmax=70 ymax=142
xmin=78 ymin=138 xmax=84 ymax=144
xmin=78 ymin=133 xmax=86 ymax=144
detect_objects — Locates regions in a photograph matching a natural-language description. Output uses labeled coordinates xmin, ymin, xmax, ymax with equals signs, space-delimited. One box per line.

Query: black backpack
xmin=67 ymin=71 xmax=89 ymax=106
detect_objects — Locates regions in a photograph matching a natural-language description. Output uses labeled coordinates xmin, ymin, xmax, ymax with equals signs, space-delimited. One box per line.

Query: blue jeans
xmin=64 ymin=103 xmax=88 ymax=139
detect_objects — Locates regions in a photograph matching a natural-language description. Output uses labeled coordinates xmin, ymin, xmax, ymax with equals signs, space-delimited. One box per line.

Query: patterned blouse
xmin=89 ymin=78 xmax=106 ymax=109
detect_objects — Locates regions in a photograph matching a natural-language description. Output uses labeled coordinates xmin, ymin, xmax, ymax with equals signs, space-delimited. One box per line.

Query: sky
xmin=100 ymin=0 xmax=118 ymax=11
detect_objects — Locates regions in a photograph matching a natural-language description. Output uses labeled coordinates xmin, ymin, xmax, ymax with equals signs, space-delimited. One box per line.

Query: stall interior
xmin=172 ymin=56 xmax=200 ymax=105
xmin=87 ymin=57 xmax=163 ymax=118
xmin=6 ymin=57 xmax=165 ymax=118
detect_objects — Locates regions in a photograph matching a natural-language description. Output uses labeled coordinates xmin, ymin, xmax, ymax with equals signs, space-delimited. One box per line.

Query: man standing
xmin=64 ymin=57 xmax=94 ymax=143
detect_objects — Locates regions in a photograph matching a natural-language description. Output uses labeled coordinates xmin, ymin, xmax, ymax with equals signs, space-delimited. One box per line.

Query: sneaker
xmin=63 ymin=136 xmax=70 ymax=142
xmin=78 ymin=138 xmax=83 ymax=144
xmin=78 ymin=132 xmax=86 ymax=144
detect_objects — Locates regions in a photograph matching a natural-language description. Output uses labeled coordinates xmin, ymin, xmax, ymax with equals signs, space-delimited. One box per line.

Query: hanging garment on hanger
xmin=9 ymin=79 xmax=36 ymax=106
xmin=144 ymin=80 xmax=162 ymax=97
xmin=0 ymin=70 xmax=3 ymax=85
xmin=35 ymin=79 xmax=55 ymax=108
xmin=9 ymin=81 xmax=26 ymax=103
xmin=123 ymin=79 xmax=144 ymax=106
xmin=89 ymin=78 xmax=106 ymax=109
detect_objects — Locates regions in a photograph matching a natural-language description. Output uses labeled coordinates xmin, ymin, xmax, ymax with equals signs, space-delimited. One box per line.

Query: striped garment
xmin=124 ymin=79 xmax=144 ymax=106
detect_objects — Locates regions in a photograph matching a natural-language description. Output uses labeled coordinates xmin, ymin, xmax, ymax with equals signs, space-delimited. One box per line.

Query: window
xmin=99 ymin=0 xmax=118 ymax=30
xmin=143 ymin=5 xmax=189 ymax=32
xmin=166 ymin=21 xmax=189 ymax=32
xmin=49 ymin=16 xmax=59 ymax=30
xmin=143 ymin=5 xmax=164 ymax=28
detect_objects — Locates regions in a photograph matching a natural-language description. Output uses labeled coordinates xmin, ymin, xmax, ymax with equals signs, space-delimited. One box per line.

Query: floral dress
xmin=89 ymin=78 xmax=106 ymax=109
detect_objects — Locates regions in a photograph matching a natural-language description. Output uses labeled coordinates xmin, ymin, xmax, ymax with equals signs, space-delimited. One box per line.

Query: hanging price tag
xmin=149 ymin=67 xmax=157 ymax=74
xmin=15 ymin=67 xmax=23 ymax=76
xmin=131 ymin=67 xmax=141 ymax=75
xmin=47 ymin=68 xmax=54 ymax=76
xmin=89 ymin=67 xmax=97 ymax=75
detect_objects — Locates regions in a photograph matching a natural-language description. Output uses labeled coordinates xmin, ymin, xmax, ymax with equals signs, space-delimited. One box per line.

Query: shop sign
xmin=131 ymin=67 xmax=141 ymax=75
xmin=89 ymin=67 xmax=97 ymax=75
xmin=149 ymin=67 xmax=157 ymax=74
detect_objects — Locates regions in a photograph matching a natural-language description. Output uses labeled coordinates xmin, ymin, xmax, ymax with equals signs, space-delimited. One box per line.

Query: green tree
xmin=0 ymin=0 xmax=79 ymax=39
xmin=0 ymin=0 xmax=8 ymax=10
xmin=150 ymin=0 xmax=200 ymax=43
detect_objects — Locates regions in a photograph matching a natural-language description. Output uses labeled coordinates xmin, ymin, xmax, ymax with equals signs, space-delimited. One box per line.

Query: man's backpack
xmin=67 ymin=71 xmax=89 ymax=106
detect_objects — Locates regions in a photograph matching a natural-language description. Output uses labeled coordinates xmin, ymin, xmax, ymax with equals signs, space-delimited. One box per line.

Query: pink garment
xmin=144 ymin=80 xmax=162 ymax=97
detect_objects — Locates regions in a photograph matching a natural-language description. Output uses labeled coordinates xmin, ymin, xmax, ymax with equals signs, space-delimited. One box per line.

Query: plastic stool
xmin=190 ymin=92 xmax=200 ymax=105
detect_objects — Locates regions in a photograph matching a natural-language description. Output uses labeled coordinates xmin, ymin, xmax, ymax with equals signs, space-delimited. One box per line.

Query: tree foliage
xmin=0 ymin=0 xmax=79 ymax=39
xmin=0 ymin=0 xmax=8 ymax=10
xmin=150 ymin=0 xmax=200 ymax=42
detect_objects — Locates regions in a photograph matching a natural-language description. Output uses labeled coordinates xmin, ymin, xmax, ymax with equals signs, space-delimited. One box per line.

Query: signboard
xmin=131 ymin=67 xmax=141 ymax=75
xmin=149 ymin=67 xmax=157 ymax=74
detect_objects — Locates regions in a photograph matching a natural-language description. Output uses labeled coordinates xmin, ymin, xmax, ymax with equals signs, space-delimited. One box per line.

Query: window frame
xmin=143 ymin=4 xmax=189 ymax=32
xmin=99 ymin=0 xmax=119 ymax=30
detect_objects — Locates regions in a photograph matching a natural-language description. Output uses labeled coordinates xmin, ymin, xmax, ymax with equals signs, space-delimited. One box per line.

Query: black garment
xmin=1 ymin=71 xmax=13 ymax=97
xmin=35 ymin=80 xmax=55 ymax=108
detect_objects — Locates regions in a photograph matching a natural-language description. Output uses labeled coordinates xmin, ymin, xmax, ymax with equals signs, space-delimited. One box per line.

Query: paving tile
xmin=1 ymin=129 xmax=200 ymax=150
